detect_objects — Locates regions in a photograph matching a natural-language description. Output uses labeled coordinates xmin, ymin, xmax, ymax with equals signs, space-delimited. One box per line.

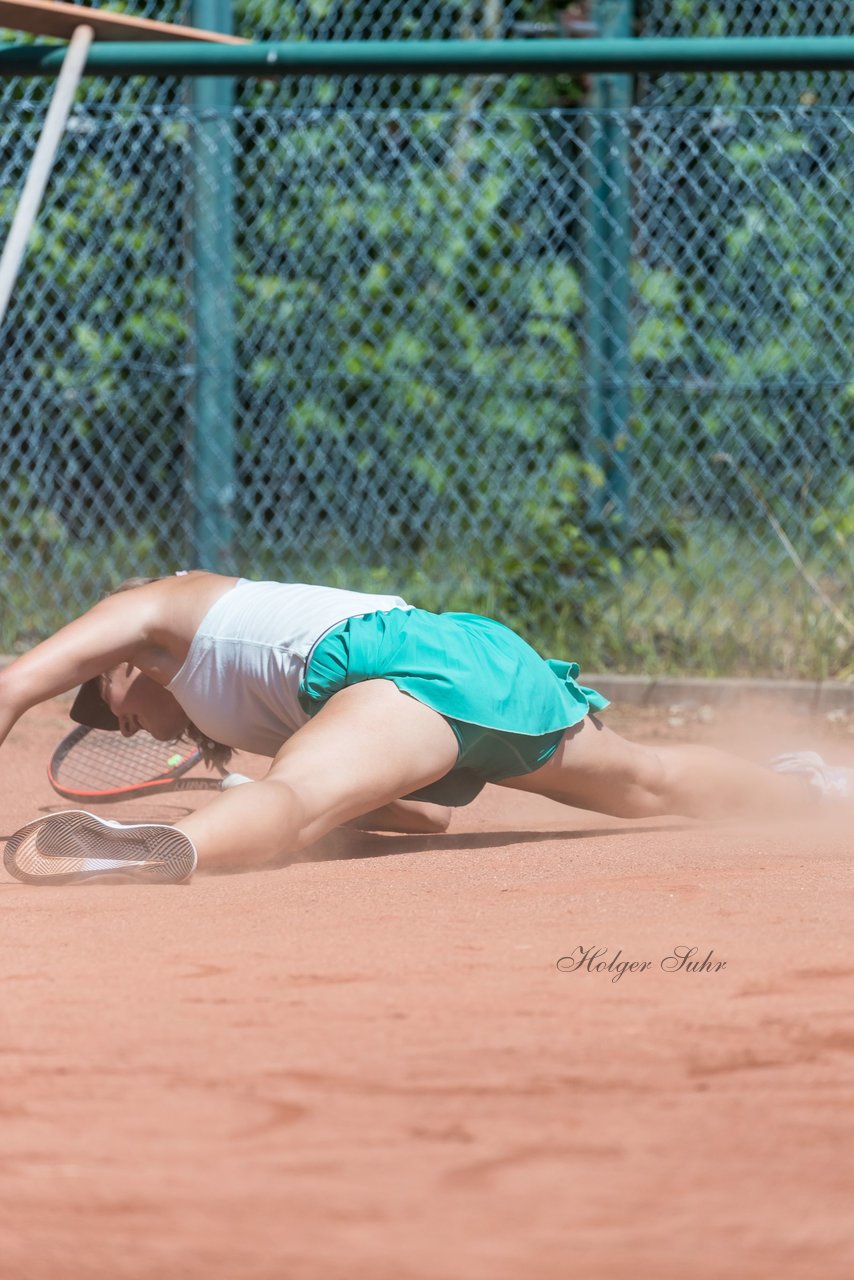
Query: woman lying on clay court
xmin=0 ymin=571 xmax=849 ymax=884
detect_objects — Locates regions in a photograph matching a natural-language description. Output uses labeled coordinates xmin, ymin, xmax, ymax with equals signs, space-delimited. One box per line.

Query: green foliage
xmin=3 ymin=0 xmax=852 ymax=677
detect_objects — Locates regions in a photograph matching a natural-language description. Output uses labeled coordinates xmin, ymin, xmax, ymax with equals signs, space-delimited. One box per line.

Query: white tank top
xmin=166 ymin=578 xmax=411 ymax=755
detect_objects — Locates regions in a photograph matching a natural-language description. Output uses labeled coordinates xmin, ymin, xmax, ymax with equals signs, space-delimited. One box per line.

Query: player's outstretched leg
xmin=4 ymin=810 xmax=197 ymax=886
xmin=497 ymin=714 xmax=841 ymax=822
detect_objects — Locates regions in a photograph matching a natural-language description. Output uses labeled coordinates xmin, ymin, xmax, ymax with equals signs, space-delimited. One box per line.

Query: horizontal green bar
xmin=1 ymin=36 xmax=854 ymax=78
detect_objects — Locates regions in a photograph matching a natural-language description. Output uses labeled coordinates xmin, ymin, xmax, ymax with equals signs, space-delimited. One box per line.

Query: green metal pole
xmin=584 ymin=1 xmax=633 ymax=530
xmin=3 ymin=37 xmax=854 ymax=77
xmin=190 ymin=0 xmax=234 ymax=570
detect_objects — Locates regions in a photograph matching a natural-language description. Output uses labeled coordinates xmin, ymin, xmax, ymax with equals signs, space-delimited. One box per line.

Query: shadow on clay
xmin=264 ymin=822 xmax=700 ymax=870
xmin=0 ymin=820 xmax=695 ymax=883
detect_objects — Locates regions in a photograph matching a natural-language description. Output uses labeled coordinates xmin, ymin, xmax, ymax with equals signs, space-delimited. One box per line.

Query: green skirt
xmin=298 ymin=608 xmax=609 ymax=806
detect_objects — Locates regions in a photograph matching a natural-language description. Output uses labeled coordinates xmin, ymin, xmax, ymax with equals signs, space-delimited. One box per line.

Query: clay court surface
xmin=2 ymin=696 xmax=853 ymax=1279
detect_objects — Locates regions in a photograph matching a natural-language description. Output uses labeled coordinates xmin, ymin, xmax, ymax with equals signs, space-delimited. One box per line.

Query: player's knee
xmin=638 ymin=748 xmax=700 ymax=816
xmin=257 ymin=774 xmax=312 ymax=838
xmin=612 ymin=747 xmax=671 ymax=817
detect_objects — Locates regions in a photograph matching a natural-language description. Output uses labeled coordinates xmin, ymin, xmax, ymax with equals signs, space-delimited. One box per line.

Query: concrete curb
xmin=584 ymin=673 xmax=854 ymax=714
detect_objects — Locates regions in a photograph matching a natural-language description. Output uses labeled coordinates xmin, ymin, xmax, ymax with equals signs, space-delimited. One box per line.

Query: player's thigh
xmin=267 ymin=678 xmax=459 ymax=836
xmin=496 ymin=713 xmax=659 ymax=812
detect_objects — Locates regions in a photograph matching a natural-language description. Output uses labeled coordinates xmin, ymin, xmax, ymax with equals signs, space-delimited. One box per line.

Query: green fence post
xmin=190 ymin=0 xmax=235 ymax=569
xmin=583 ymin=0 xmax=634 ymax=532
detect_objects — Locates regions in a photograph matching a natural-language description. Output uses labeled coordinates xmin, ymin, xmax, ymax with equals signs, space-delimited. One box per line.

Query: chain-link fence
xmin=0 ymin=2 xmax=852 ymax=680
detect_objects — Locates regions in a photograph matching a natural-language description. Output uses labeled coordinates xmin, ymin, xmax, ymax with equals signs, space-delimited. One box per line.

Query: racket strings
xmin=50 ymin=729 xmax=200 ymax=795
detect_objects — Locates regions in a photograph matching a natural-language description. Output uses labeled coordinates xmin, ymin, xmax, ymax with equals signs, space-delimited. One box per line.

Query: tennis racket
xmin=47 ymin=724 xmax=233 ymax=803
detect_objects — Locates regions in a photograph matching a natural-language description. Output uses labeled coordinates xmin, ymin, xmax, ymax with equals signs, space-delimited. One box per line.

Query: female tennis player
xmin=0 ymin=571 xmax=849 ymax=884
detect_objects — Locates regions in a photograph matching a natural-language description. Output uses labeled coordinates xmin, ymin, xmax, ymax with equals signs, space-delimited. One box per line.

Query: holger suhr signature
xmin=557 ymin=945 xmax=727 ymax=983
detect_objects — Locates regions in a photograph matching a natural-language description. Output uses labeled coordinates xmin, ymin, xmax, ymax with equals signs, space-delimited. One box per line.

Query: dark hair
xmin=104 ymin=575 xmax=234 ymax=772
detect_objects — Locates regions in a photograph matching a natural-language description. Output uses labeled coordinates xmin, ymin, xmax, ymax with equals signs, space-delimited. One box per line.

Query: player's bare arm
xmin=0 ymin=589 xmax=163 ymax=720
xmin=0 ymin=572 xmax=236 ymax=721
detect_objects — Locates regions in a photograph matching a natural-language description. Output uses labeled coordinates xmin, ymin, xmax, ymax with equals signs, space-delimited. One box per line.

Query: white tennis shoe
xmin=771 ymin=751 xmax=854 ymax=800
xmin=4 ymin=810 xmax=198 ymax=886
